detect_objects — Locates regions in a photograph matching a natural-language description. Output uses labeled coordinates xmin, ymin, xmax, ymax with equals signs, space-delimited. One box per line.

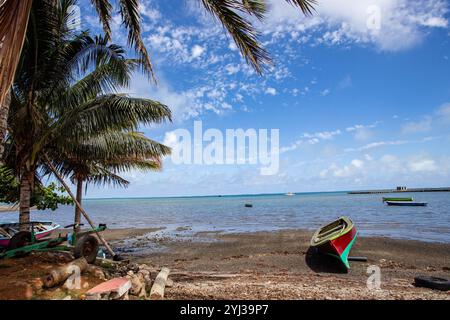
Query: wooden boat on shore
xmin=310 ymin=216 xmax=357 ymax=269
xmin=382 ymin=197 xmax=413 ymax=202
xmin=0 ymin=222 xmax=60 ymax=248
xmin=386 ymin=201 xmax=427 ymax=207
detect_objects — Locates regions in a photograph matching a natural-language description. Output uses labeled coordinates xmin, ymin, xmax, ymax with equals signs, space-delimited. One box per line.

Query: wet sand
xmin=0 ymin=205 xmax=37 ymax=213
xmin=109 ymin=228 xmax=450 ymax=300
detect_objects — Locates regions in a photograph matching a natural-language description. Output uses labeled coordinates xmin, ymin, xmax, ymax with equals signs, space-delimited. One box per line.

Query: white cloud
xmin=349 ymin=140 xmax=409 ymax=151
xmin=265 ymin=0 xmax=449 ymax=51
xmin=127 ymin=74 xmax=236 ymax=121
xmin=402 ymin=116 xmax=433 ymax=134
xmin=139 ymin=1 xmax=161 ymax=22
xmin=265 ymin=87 xmax=277 ymax=95
xmin=320 ymin=154 xmax=445 ymax=185
xmin=408 ymin=158 xmax=437 ymax=172
xmin=420 ymin=16 xmax=448 ymax=27
xmin=225 ymin=64 xmax=240 ymax=75
xmin=281 ymin=129 xmax=342 ymax=153
xmin=321 ymin=158 xmax=365 ymax=178
xmin=436 ymin=102 xmax=450 ymax=123
xmin=346 ymin=122 xmax=379 ymax=141
xmin=191 ymin=44 xmax=205 ymax=59
xmin=163 ymin=131 xmax=179 ymax=149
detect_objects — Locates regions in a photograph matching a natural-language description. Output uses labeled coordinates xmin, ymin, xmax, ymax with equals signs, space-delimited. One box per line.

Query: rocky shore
xmin=0 ymin=228 xmax=449 ymax=300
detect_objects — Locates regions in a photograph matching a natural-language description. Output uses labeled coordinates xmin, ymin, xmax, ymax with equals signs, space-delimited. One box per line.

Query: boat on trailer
xmin=382 ymin=197 xmax=413 ymax=202
xmin=385 ymin=201 xmax=427 ymax=207
xmin=310 ymin=216 xmax=357 ymax=270
xmin=0 ymin=222 xmax=60 ymax=248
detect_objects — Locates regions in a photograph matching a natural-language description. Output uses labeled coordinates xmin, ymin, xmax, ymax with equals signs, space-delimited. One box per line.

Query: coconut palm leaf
xmin=241 ymin=0 xmax=266 ymax=20
xmin=200 ymin=0 xmax=271 ymax=74
xmin=284 ymin=0 xmax=317 ymax=16
xmin=90 ymin=0 xmax=113 ymax=39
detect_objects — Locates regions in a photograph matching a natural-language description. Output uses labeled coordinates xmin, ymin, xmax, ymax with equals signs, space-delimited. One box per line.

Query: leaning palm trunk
xmin=0 ymin=90 xmax=9 ymax=162
xmin=0 ymin=0 xmax=33 ymax=107
xmin=74 ymin=178 xmax=83 ymax=234
xmin=19 ymin=170 xmax=34 ymax=230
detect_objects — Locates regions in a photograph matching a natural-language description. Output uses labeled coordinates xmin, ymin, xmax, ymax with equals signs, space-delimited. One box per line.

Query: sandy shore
xmin=107 ymin=228 xmax=450 ymax=300
xmin=1 ymin=227 xmax=449 ymax=300
xmin=0 ymin=205 xmax=37 ymax=213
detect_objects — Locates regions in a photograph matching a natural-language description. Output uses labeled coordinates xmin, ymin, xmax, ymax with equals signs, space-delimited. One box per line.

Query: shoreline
xmin=1 ymin=227 xmax=449 ymax=300
xmin=107 ymin=228 xmax=450 ymax=300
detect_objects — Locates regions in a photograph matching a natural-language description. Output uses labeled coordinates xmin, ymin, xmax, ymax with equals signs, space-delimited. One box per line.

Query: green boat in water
xmin=382 ymin=197 xmax=413 ymax=202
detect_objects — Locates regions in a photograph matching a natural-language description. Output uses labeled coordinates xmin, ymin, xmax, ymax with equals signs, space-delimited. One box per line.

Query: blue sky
xmin=77 ymin=0 xmax=450 ymax=197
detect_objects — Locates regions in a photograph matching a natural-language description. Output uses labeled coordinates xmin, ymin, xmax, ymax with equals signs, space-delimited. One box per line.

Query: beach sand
xmin=0 ymin=205 xmax=37 ymax=213
xmin=1 ymin=228 xmax=449 ymax=300
xmin=108 ymin=228 xmax=450 ymax=300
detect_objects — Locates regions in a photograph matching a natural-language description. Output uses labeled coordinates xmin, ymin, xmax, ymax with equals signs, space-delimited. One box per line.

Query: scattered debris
xmin=85 ymin=277 xmax=132 ymax=300
xmin=414 ymin=276 xmax=450 ymax=292
xmin=150 ymin=267 xmax=171 ymax=300
xmin=43 ymin=258 xmax=88 ymax=288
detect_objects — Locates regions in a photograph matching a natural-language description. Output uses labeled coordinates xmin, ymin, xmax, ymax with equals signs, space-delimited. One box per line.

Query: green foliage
xmin=0 ymin=166 xmax=73 ymax=210
xmin=33 ymin=182 xmax=74 ymax=210
xmin=0 ymin=166 xmax=18 ymax=204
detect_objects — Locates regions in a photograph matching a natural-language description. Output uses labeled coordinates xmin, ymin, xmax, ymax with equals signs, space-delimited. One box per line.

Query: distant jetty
xmin=348 ymin=186 xmax=450 ymax=195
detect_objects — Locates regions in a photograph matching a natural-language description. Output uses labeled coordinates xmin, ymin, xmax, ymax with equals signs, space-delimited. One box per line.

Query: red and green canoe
xmin=310 ymin=216 xmax=357 ymax=269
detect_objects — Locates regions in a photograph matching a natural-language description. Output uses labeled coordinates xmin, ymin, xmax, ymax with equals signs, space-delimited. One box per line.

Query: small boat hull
xmin=0 ymin=222 xmax=60 ymax=248
xmin=310 ymin=217 xmax=357 ymax=269
xmin=386 ymin=201 xmax=427 ymax=207
xmin=382 ymin=197 xmax=413 ymax=202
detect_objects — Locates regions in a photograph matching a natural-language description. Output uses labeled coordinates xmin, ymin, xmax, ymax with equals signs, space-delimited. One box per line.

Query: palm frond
xmin=241 ymin=0 xmax=266 ymax=20
xmin=61 ymin=131 xmax=171 ymax=163
xmin=90 ymin=0 xmax=113 ymax=39
xmin=284 ymin=0 xmax=317 ymax=16
xmin=201 ymin=0 xmax=271 ymax=74
xmin=117 ymin=0 xmax=156 ymax=81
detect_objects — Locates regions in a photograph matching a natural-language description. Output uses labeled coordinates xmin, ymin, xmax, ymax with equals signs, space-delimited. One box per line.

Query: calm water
xmin=2 ymin=192 xmax=450 ymax=243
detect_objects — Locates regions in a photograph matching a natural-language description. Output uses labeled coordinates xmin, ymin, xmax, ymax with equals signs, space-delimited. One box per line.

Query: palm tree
xmin=0 ymin=0 xmax=316 ymax=108
xmin=6 ymin=0 xmax=171 ymax=227
xmin=48 ymin=131 xmax=170 ymax=234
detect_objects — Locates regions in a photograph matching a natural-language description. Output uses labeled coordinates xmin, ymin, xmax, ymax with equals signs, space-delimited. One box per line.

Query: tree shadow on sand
xmin=305 ymin=247 xmax=348 ymax=274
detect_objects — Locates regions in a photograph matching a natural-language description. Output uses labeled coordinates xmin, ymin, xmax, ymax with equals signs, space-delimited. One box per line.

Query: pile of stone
xmin=31 ymin=254 xmax=172 ymax=300
xmin=86 ymin=259 xmax=172 ymax=300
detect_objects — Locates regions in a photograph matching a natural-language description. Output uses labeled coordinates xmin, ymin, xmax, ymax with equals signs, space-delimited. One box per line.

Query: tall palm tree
xmin=6 ymin=0 xmax=171 ymax=227
xmin=48 ymin=130 xmax=170 ymax=233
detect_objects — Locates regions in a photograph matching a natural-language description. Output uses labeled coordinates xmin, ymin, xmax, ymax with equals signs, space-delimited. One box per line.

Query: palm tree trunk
xmin=0 ymin=0 xmax=33 ymax=107
xmin=19 ymin=170 xmax=34 ymax=231
xmin=0 ymin=90 xmax=10 ymax=162
xmin=74 ymin=179 xmax=83 ymax=234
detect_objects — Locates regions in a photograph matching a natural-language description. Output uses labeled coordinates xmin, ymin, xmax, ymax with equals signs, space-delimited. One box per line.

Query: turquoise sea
xmin=2 ymin=192 xmax=450 ymax=243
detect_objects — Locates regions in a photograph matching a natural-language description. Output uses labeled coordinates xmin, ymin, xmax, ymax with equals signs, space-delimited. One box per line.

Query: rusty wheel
xmin=8 ymin=231 xmax=32 ymax=250
xmin=73 ymin=235 xmax=99 ymax=264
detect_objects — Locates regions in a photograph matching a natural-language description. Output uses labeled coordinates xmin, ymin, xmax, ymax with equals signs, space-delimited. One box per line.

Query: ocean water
xmin=2 ymin=192 xmax=450 ymax=243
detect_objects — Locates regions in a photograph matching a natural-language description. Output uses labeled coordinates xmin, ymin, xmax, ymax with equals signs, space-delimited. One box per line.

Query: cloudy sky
xmin=78 ymin=0 xmax=450 ymax=197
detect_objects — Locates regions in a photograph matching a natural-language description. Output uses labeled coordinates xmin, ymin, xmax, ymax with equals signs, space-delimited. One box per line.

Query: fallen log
xmin=43 ymin=258 xmax=88 ymax=288
xmin=150 ymin=267 xmax=170 ymax=300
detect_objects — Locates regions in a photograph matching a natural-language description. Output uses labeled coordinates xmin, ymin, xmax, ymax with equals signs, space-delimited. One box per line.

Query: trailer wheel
xmin=8 ymin=231 xmax=32 ymax=250
xmin=74 ymin=235 xmax=99 ymax=264
xmin=414 ymin=276 xmax=450 ymax=291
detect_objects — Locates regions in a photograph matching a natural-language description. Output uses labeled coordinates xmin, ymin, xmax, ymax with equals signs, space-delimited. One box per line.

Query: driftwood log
xmin=150 ymin=267 xmax=170 ymax=300
xmin=43 ymin=258 xmax=88 ymax=288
